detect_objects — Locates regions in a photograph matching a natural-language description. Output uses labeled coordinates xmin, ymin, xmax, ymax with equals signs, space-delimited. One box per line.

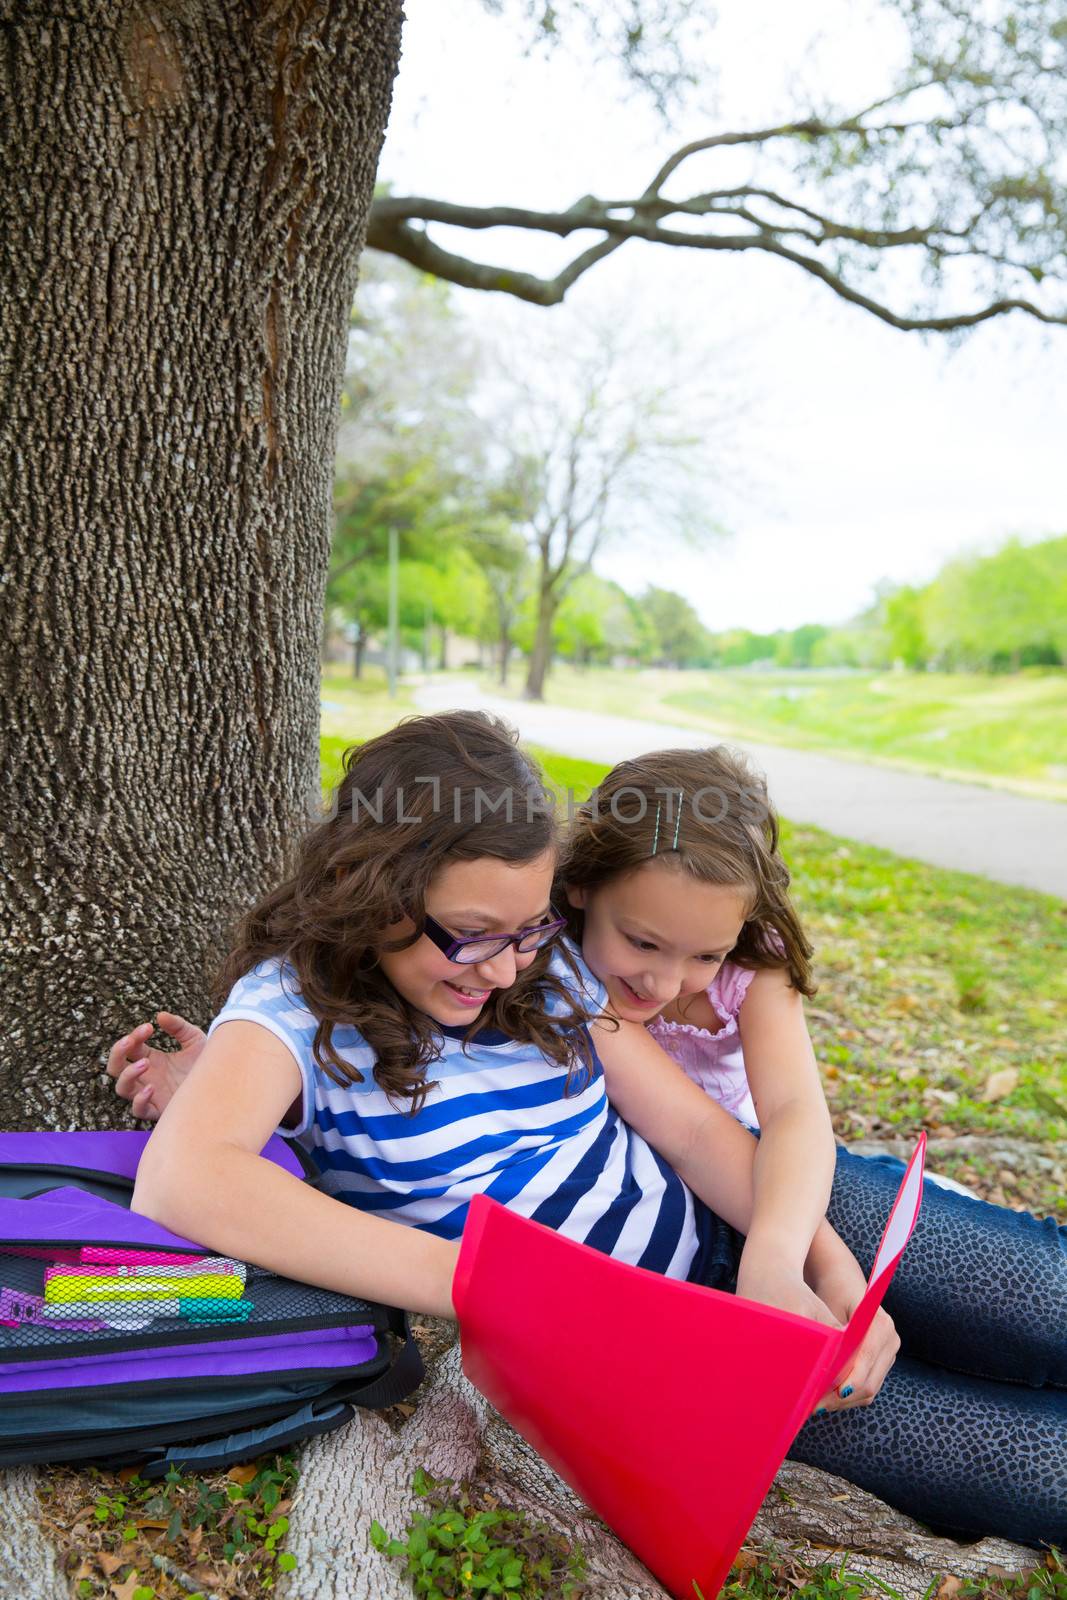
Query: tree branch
xmin=367 ymin=187 xmax=1066 ymax=329
xmin=368 ymin=103 xmax=1067 ymax=329
xmin=366 ymin=211 xmax=624 ymax=306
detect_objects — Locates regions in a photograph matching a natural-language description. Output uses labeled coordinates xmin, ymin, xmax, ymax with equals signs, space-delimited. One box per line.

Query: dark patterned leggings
xmin=786 ymin=1146 xmax=1067 ymax=1548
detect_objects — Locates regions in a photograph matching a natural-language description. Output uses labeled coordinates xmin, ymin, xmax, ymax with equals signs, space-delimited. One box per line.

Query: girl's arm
xmin=735 ymin=968 xmax=837 ymax=1283
xmin=132 ymin=1020 xmax=459 ymax=1318
xmin=593 ymin=1016 xmax=838 ymax=1325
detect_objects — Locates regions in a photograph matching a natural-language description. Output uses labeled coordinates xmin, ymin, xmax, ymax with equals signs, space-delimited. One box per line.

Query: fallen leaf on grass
xmin=731 ymin=1549 xmax=758 ymax=1571
xmin=982 ymin=1068 xmax=1019 ymax=1102
xmin=935 ymin=1577 xmax=962 ymax=1597
xmin=189 ymin=1560 xmax=225 ymax=1587
xmin=110 ymin=1570 xmax=145 ymax=1600
xmin=227 ymin=1461 xmax=259 ymax=1484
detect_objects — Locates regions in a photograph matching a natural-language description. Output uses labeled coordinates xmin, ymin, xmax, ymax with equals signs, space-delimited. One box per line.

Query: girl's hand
xmin=808 ymin=1261 xmax=901 ymax=1416
xmin=106 ymin=1012 xmax=206 ymax=1121
xmin=736 ymin=1247 xmax=845 ymax=1335
xmin=738 ymin=1243 xmax=899 ymax=1416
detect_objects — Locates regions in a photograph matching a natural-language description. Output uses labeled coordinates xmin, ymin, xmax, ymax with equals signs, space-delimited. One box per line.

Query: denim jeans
xmin=784 ymin=1145 xmax=1067 ymax=1548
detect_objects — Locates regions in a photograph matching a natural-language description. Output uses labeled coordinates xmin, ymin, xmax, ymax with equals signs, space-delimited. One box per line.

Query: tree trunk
xmin=0 ymin=1 xmax=404 ymax=1129
xmin=353 ymin=625 xmax=367 ymax=680
xmin=437 ymin=625 xmax=448 ymax=671
xmin=498 ymin=630 xmax=510 ymax=686
xmin=524 ymin=590 xmax=557 ymax=701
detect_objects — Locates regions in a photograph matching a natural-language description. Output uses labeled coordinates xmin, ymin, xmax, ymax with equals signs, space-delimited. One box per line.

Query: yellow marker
xmin=44 ymin=1273 xmax=243 ymax=1303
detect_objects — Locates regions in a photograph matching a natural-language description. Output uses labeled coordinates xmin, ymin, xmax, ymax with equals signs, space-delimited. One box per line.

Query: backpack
xmin=0 ymin=1131 xmax=423 ymax=1475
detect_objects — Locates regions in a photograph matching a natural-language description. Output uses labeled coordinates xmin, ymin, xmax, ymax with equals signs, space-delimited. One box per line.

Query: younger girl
xmin=560 ymin=744 xmax=1067 ymax=1549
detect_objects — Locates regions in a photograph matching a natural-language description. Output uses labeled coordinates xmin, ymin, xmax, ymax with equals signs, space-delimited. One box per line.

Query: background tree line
xmin=700 ymin=535 xmax=1067 ymax=675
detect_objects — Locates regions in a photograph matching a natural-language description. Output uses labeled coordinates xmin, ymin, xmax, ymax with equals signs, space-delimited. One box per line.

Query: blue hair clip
xmin=650 ymin=800 xmax=662 ymax=856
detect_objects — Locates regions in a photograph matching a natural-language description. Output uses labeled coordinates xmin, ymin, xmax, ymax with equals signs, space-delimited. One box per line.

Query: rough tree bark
xmin=0 ymin=0 xmax=403 ymax=1127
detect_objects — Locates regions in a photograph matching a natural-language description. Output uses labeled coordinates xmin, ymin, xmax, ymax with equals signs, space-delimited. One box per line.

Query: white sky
xmin=376 ymin=0 xmax=1067 ymax=634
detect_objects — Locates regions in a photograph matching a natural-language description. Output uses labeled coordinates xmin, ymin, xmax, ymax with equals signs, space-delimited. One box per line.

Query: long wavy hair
xmin=559 ymin=745 xmax=815 ymax=997
xmin=215 ymin=711 xmax=594 ymax=1109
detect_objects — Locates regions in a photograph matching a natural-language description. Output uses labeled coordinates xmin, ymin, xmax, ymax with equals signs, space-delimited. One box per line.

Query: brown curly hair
xmin=215 ymin=711 xmax=595 ymax=1109
xmin=558 ymin=745 xmax=815 ymax=996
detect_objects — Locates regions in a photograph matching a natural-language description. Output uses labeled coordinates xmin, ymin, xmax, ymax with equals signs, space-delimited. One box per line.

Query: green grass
xmin=40 ymin=1454 xmax=300 ymax=1600
xmin=491 ymin=665 xmax=1067 ymax=800
xmin=370 ymin=1469 xmax=585 ymax=1598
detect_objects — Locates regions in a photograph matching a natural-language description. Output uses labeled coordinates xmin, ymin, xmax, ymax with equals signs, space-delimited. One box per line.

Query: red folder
xmin=453 ymin=1134 xmax=926 ymax=1600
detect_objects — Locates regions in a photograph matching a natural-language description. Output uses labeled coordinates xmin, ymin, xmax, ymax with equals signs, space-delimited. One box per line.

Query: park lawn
xmin=529 ymin=747 xmax=1067 ymax=1220
xmin=492 ymin=664 xmax=1067 ymax=800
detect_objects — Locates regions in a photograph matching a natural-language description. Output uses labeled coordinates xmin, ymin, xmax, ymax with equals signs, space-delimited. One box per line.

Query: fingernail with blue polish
xmin=839 ymin=1384 xmax=854 ymax=1400
xmin=814 ymin=1407 xmax=827 ymax=1416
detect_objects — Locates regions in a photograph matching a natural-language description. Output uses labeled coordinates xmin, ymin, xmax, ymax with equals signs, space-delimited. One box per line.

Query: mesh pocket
xmin=0 ymin=1243 xmax=378 ymax=1359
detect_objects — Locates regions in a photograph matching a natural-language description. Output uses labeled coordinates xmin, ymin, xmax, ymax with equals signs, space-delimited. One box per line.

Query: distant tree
xmin=326 ymin=253 xmax=497 ymax=673
xmin=642 ymin=586 xmax=712 ymax=668
xmin=487 ymin=315 xmax=720 ymax=699
xmin=328 ymin=455 xmax=467 ymax=674
xmin=775 ymin=623 xmax=830 ymax=669
xmin=549 ymin=574 xmax=642 ymax=667
xmin=465 ymin=482 xmax=535 ymax=686
xmin=714 ymin=629 xmax=781 ymax=668
xmin=880 ymin=586 xmax=930 ymax=670
xmin=924 ymin=536 xmax=1067 ymax=670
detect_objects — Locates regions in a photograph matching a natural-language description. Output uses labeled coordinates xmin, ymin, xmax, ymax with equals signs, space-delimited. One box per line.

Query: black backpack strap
xmin=344 ymin=1316 xmax=424 ymax=1410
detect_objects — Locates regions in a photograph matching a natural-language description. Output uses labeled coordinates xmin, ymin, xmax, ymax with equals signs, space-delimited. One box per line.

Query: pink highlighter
xmin=44 ymin=1259 xmax=239 ymax=1283
xmin=79 ymin=1248 xmax=209 ymax=1266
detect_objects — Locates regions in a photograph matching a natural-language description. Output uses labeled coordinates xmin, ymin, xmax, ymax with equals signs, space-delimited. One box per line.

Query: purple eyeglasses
xmin=422 ymin=909 xmax=568 ymax=965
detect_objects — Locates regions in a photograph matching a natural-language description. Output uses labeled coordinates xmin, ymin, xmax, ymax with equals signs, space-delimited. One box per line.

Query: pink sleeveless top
xmin=646 ymin=960 xmax=759 ymax=1128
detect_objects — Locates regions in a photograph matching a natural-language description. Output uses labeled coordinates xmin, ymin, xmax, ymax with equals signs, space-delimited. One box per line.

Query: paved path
xmin=414 ymin=682 xmax=1067 ymax=899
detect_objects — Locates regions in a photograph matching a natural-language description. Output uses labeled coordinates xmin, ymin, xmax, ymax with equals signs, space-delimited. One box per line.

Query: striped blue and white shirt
xmin=209 ymin=944 xmax=712 ymax=1281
